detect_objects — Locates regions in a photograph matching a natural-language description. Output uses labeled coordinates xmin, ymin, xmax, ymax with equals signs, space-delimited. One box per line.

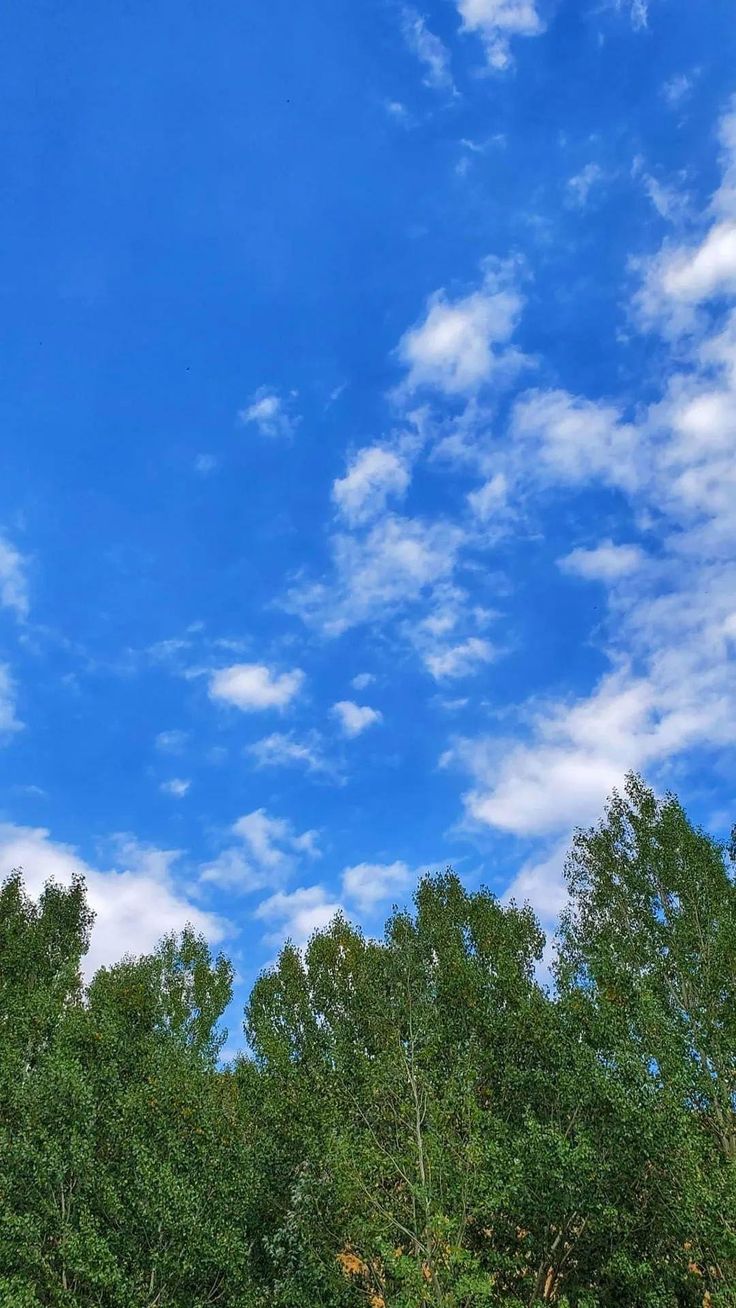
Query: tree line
xmin=1 ymin=774 xmax=734 ymax=1306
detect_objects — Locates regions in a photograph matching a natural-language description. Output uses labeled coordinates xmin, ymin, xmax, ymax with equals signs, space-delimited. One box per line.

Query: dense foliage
xmin=1 ymin=776 xmax=734 ymax=1306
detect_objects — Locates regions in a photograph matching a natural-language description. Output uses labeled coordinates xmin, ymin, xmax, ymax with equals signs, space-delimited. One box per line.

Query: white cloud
xmin=401 ymin=7 xmax=454 ymax=91
xmin=658 ymin=222 xmax=736 ymax=304
xmin=0 ymin=665 xmax=22 ymax=737
xmin=425 ymin=636 xmax=496 ymax=680
xmin=398 ymin=264 xmax=524 ymax=395
xmin=155 ymin=729 xmax=188 ymax=753
xmin=238 ymin=388 xmax=299 ymax=439
xmin=450 ymin=519 xmax=736 ymax=836
xmin=440 ymin=96 xmax=736 ymax=881
xmin=194 ymin=453 xmax=217 ymax=474
xmin=160 ymin=778 xmax=191 ymax=798
xmin=199 ymin=847 xmax=255 ymax=892
xmin=510 ymin=388 xmax=641 ymax=491
xmin=460 ymin=586 xmax=736 ymax=846
xmin=332 ymin=446 xmax=411 ymax=524
xmin=620 ymin=0 xmax=648 ymax=30
xmin=0 ymin=825 xmax=225 ymax=975
xmin=636 ymin=102 xmax=736 ymax=331
xmin=351 ymin=672 xmax=376 ymax=691
xmin=559 ymin=540 xmax=646 ymax=582
xmin=404 ymin=585 xmax=498 ymax=682
xmin=455 ymin=0 xmax=543 ymax=70
xmin=450 ymin=349 xmax=736 ymax=834
xmin=641 ymin=173 xmax=689 ymax=224
xmin=567 ymin=163 xmax=605 ymax=208
xmin=342 ymin=860 xmax=413 ymax=911
xmin=201 ymin=808 xmax=319 ymax=894
xmin=255 ymin=884 xmax=344 ymax=949
xmin=209 ymin=662 xmax=304 ymax=711
xmin=246 ymin=731 xmax=334 ymax=776
xmin=446 ymin=673 xmax=652 ymax=837
xmin=287 ymin=268 xmax=527 ymax=666
xmin=661 ymin=73 xmax=694 ymax=107
xmin=332 ymin=700 xmax=383 ymax=737
xmin=234 ymin=808 xmax=319 ymax=867
xmin=502 ymin=841 xmax=569 ymax=926
xmin=467 ymin=472 xmax=508 ymax=520
xmin=289 ymin=514 xmax=465 ymax=635
xmin=0 ymin=536 xmax=29 ymax=620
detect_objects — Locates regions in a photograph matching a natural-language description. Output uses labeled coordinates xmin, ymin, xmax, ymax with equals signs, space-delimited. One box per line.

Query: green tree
xmin=557 ymin=774 xmax=736 ymax=1305
xmin=246 ymin=872 xmax=563 ymax=1307
xmin=2 ymin=776 xmax=735 ymax=1307
xmin=0 ymin=871 xmax=255 ymax=1307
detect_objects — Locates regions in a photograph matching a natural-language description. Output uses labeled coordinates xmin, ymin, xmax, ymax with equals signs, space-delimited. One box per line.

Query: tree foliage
xmin=0 ymin=775 xmax=734 ymax=1305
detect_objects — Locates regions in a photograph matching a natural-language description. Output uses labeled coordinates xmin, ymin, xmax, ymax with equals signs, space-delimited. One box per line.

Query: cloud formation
xmin=341 ymin=859 xmax=413 ymax=911
xmin=401 ymin=7 xmax=454 ymax=91
xmin=201 ymin=808 xmax=319 ymax=894
xmin=332 ymin=700 xmax=383 ymax=737
xmin=455 ymin=0 xmax=543 ymax=71
xmin=0 ymin=665 xmax=22 ymax=738
xmin=246 ymin=730 xmax=335 ymax=776
xmin=332 ymin=446 xmax=412 ymax=525
xmin=239 ymin=388 xmax=300 ymax=439
xmin=209 ymin=663 xmax=304 ymax=711
xmin=447 ymin=100 xmax=736 ymax=845
xmin=160 ymin=778 xmax=191 ymax=798
xmin=255 ymin=884 xmax=344 ymax=949
xmin=0 ymin=824 xmax=225 ymax=975
xmin=398 ymin=264 xmax=524 ymax=395
xmin=289 ymin=513 xmax=465 ymax=636
xmin=0 ymin=536 xmax=29 ymax=620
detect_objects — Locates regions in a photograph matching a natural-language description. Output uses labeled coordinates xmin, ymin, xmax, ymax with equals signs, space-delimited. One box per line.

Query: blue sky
xmin=2 ymin=0 xmax=736 ymax=1046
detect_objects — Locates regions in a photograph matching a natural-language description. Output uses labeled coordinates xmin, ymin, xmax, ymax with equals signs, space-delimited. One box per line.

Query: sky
xmin=2 ymin=0 xmax=736 ymax=1048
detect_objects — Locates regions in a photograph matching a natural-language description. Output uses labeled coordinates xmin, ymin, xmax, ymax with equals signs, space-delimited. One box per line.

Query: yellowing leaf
xmin=337 ymin=1250 xmax=367 ymax=1278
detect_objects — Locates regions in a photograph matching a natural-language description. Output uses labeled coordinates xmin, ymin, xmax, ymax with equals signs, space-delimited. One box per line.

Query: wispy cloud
xmin=238 ymin=387 xmax=300 ymax=439
xmin=635 ymin=100 xmax=736 ymax=333
xmin=446 ymin=99 xmax=736 ymax=845
xmin=254 ymin=884 xmax=344 ymax=949
xmin=401 ymin=7 xmax=455 ymax=92
xmin=619 ymin=0 xmax=648 ymax=31
xmin=351 ymin=672 xmax=376 ymax=691
xmin=661 ymin=72 xmax=696 ymax=107
xmin=566 ymin=162 xmax=605 ymax=209
xmin=0 ymin=535 xmax=29 ymax=620
xmin=246 ymin=730 xmax=336 ymax=777
xmin=288 ymin=513 xmax=466 ymax=635
xmin=0 ymin=665 xmax=22 ymax=738
xmin=341 ymin=859 xmax=413 ymax=911
xmin=201 ymin=808 xmax=319 ymax=894
xmin=160 ymin=777 xmax=191 ymax=798
xmin=332 ymin=445 xmax=412 ymax=525
xmin=155 ymin=729 xmax=189 ymax=753
xmin=455 ymin=0 xmax=543 ymax=71
xmin=424 ymin=636 xmax=496 ymax=680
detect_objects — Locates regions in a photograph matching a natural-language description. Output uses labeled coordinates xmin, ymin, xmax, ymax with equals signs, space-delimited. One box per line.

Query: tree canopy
xmin=0 ymin=775 xmax=734 ymax=1306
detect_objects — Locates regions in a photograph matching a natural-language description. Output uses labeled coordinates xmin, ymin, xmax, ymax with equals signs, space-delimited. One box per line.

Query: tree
xmin=246 ymin=872 xmax=563 ymax=1306
xmin=557 ymin=774 xmax=736 ymax=1304
xmin=1 ymin=776 xmax=735 ymax=1306
xmin=0 ymin=875 xmax=256 ymax=1307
